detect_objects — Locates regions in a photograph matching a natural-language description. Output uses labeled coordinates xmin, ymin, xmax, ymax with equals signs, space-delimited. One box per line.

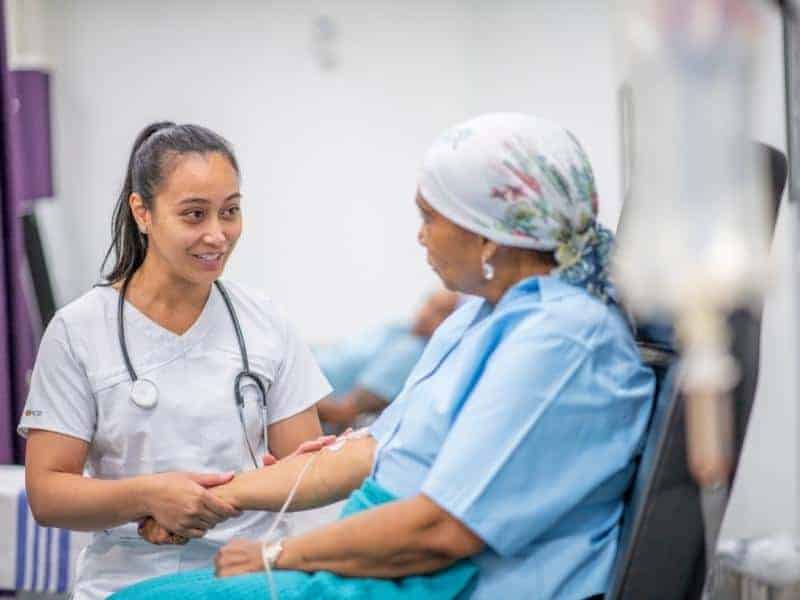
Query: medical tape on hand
xmin=326 ymin=427 xmax=370 ymax=452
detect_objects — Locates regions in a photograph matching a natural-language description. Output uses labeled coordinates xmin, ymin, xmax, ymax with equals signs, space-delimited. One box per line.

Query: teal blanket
xmin=111 ymin=478 xmax=478 ymax=599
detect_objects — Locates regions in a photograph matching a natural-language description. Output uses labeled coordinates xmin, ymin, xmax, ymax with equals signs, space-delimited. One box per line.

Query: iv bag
xmin=613 ymin=0 xmax=771 ymax=320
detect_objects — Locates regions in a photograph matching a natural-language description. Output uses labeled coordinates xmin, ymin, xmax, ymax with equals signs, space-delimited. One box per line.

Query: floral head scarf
xmin=418 ymin=113 xmax=615 ymax=303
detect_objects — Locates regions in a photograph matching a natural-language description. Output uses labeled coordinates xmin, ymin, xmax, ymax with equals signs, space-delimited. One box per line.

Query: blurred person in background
xmin=315 ymin=290 xmax=459 ymax=431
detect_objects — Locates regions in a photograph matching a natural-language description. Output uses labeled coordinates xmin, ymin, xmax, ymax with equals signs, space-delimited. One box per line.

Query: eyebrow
xmin=177 ymin=193 xmax=242 ymax=206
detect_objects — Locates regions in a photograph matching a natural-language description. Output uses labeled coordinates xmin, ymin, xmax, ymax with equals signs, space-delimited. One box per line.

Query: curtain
xmin=0 ymin=0 xmax=40 ymax=465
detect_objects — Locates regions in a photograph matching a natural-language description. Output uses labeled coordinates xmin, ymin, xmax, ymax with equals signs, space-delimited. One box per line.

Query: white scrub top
xmin=17 ymin=280 xmax=331 ymax=599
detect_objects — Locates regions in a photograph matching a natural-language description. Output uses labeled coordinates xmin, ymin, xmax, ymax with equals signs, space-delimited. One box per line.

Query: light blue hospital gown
xmin=369 ymin=275 xmax=655 ymax=599
xmin=314 ymin=324 xmax=427 ymax=402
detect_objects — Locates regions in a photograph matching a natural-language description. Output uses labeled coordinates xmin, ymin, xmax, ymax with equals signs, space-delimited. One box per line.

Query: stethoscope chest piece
xmin=130 ymin=378 xmax=158 ymax=409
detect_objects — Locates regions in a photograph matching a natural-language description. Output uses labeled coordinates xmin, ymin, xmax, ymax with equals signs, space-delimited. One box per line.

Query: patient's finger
xmin=167 ymin=532 xmax=189 ymax=545
xmin=174 ymin=525 xmax=206 ymax=539
xmin=215 ymin=539 xmax=264 ymax=577
xmin=261 ymin=435 xmax=337 ymax=468
xmin=138 ymin=517 xmax=170 ymax=545
xmin=203 ymin=492 xmax=242 ymax=520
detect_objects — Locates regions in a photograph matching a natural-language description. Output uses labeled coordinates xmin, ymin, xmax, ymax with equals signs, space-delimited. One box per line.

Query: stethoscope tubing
xmin=118 ymin=275 xmax=140 ymax=381
xmin=215 ymin=280 xmax=250 ymax=372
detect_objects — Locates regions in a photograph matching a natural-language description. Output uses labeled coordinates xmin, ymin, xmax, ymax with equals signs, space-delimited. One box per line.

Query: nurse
xmin=18 ymin=122 xmax=332 ymax=599
xmin=120 ymin=113 xmax=655 ymax=599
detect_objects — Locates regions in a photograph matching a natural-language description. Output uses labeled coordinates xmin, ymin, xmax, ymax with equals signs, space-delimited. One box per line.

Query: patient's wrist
xmin=213 ymin=474 xmax=272 ymax=513
xmin=262 ymin=536 xmax=285 ymax=570
xmin=212 ymin=481 xmax=241 ymax=510
xmin=273 ymin=537 xmax=298 ymax=570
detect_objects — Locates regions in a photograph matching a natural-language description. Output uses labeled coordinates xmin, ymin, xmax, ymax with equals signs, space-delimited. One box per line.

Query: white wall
xmin=35 ymin=0 xmax=619 ymax=341
xmin=466 ymin=1 xmax=621 ymax=228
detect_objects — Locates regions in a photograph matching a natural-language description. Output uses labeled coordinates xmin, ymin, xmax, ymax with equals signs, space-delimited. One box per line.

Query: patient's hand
xmin=260 ymin=433 xmax=337 ymax=466
xmin=215 ymin=538 xmax=265 ymax=577
xmin=137 ymin=518 xmax=189 ymax=545
xmin=138 ymin=434 xmax=338 ymax=545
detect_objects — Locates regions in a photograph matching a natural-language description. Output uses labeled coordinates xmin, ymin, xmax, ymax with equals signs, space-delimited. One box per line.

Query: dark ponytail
xmin=100 ymin=122 xmax=239 ymax=284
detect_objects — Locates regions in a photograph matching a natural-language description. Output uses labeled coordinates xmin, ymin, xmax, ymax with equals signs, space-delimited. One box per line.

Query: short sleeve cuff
xmin=422 ymin=477 xmax=511 ymax=557
xmin=17 ymin=418 xmax=93 ymax=443
xmin=268 ymin=377 xmax=332 ymax=425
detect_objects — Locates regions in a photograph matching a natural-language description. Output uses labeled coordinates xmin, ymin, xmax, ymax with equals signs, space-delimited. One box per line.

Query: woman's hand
xmin=142 ymin=472 xmax=241 ymax=539
xmin=139 ymin=436 xmax=338 ymax=545
xmin=137 ymin=517 xmax=189 ymax=545
xmin=261 ymin=433 xmax=338 ymax=466
xmin=214 ymin=538 xmax=266 ymax=577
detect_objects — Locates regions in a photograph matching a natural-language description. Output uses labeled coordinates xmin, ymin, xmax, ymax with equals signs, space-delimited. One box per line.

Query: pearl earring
xmin=482 ymin=259 xmax=494 ymax=281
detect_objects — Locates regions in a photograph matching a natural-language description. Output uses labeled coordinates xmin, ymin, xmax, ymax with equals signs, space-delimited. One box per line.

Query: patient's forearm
xmin=276 ymin=494 xmax=484 ymax=578
xmin=214 ymin=436 xmax=376 ymax=512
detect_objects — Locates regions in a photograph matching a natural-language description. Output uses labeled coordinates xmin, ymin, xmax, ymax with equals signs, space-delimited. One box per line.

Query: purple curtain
xmin=13 ymin=70 xmax=53 ymax=201
xmin=0 ymin=0 xmax=40 ymax=465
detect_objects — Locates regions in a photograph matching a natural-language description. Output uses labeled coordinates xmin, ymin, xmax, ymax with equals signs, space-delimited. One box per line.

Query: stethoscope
xmin=116 ymin=276 xmax=270 ymax=469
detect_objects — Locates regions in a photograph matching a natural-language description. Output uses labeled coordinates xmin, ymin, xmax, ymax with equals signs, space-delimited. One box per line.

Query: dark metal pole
xmin=782 ymin=2 xmax=797 ymax=207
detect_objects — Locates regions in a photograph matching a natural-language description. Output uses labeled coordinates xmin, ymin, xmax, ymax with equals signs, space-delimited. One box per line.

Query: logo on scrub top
xmin=24 ymin=409 xmax=42 ymax=417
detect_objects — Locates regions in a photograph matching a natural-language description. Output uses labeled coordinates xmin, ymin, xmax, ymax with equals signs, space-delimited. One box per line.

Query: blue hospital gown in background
xmin=314 ymin=324 xmax=427 ymax=402
xmin=369 ymin=275 xmax=655 ymax=599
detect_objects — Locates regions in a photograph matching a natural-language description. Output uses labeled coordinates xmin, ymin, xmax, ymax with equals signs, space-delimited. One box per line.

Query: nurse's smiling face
xmin=416 ymin=191 xmax=486 ymax=294
xmin=136 ymin=152 xmax=242 ymax=286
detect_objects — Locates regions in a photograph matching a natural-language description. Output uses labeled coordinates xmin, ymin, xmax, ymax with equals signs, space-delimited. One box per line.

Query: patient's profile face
xmin=143 ymin=151 xmax=242 ymax=286
xmin=416 ymin=191 xmax=484 ymax=294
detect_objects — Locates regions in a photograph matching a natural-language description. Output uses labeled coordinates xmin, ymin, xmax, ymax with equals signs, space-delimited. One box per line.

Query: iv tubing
xmin=260 ymin=428 xmax=370 ymax=599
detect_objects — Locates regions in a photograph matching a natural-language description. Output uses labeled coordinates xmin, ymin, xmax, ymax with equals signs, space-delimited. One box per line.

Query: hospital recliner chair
xmin=605 ymin=356 xmax=708 ymax=599
xmin=607 ymin=314 xmax=763 ymax=600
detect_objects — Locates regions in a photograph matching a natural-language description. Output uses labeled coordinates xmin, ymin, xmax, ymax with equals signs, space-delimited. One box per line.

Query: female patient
xmin=122 ymin=113 xmax=655 ymax=599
